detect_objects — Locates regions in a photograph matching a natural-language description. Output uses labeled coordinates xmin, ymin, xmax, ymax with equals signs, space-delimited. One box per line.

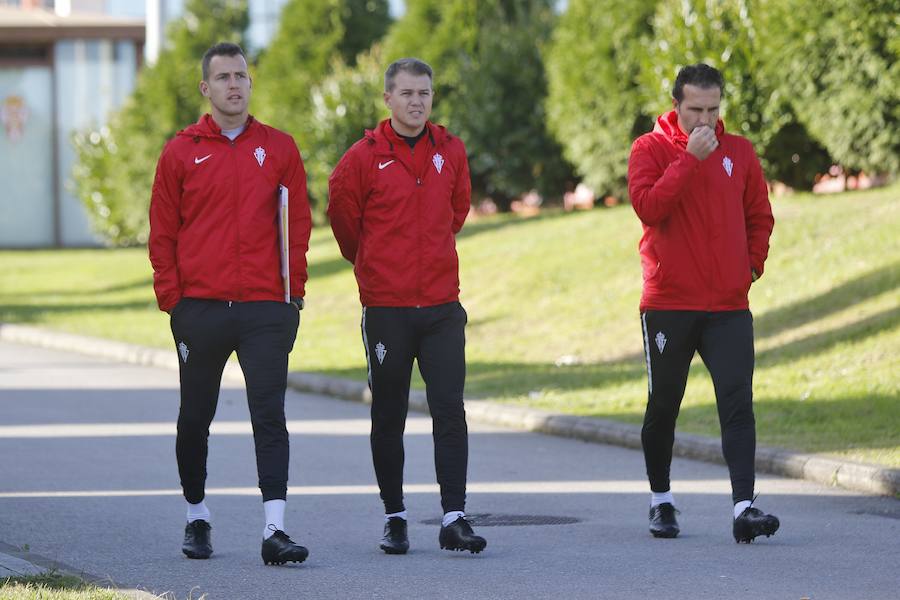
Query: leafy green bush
xmin=253 ymin=0 xmax=391 ymax=216
xmin=640 ymin=0 xmax=829 ymax=189
xmin=72 ymin=0 xmax=249 ymax=246
xmin=384 ymin=0 xmax=573 ymax=207
xmin=545 ymin=0 xmax=657 ymax=200
xmin=306 ymin=47 xmax=388 ymax=208
xmin=759 ymin=0 xmax=899 ymax=175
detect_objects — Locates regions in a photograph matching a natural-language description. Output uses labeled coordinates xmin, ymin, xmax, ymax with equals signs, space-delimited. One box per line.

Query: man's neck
xmin=390 ymin=118 xmax=425 ymax=138
xmin=212 ymin=111 xmax=248 ymax=132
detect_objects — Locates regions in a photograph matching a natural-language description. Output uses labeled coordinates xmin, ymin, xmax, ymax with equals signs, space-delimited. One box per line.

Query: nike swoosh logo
xmin=194 ymin=154 xmax=212 ymax=164
xmin=378 ymin=160 xmax=395 ymax=170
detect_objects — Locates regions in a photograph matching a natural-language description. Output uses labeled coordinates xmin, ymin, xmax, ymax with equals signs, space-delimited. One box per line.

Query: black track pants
xmin=361 ymin=302 xmax=468 ymax=514
xmin=640 ymin=310 xmax=756 ymax=503
xmin=170 ymin=298 xmax=299 ymax=503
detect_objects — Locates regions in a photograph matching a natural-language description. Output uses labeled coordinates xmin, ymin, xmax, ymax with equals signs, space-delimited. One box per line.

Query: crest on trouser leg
xmin=655 ymin=332 xmax=667 ymax=354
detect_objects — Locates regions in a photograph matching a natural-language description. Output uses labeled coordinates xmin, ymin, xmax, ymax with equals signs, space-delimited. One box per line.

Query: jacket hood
xmin=653 ymin=110 xmax=725 ymax=148
xmin=364 ymin=119 xmax=451 ymax=152
xmin=177 ymin=113 xmax=259 ymax=140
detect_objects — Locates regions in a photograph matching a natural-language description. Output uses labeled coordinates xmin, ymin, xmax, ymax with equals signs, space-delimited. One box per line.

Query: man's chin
xmin=216 ymin=105 xmax=248 ymax=117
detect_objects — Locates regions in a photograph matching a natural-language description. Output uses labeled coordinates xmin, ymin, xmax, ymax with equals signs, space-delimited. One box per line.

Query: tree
xmin=253 ymin=0 xmax=391 ymax=215
xmin=305 ymin=47 xmax=388 ymax=207
xmin=384 ymin=0 xmax=573 ymax=208
xmin=640 ymin=0 xmax=830 ymax=189
xmin=73 ymin=0 xmax=249 ymax=245
xmin=545 ymin=0 xmax=658 ymax=201
xmin=758 ymin=0 xmax=899 ymax=176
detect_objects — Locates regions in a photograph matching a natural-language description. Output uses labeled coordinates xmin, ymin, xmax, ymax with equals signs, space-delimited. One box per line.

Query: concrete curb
xmin=0 ymin=543 xmax=159 ymax=599
xmin=2 ymin=322 xmax=897 ymax=498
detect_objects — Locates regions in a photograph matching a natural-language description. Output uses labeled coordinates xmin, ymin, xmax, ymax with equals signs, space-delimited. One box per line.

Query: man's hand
xmin=686 ymin=125 xmax=718 ymax=160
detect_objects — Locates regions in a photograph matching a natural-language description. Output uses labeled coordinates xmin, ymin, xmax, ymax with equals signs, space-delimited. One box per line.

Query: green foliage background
xmin=72 ymin=0 xmax=249 ymax=246
xmin=758 ymin=0 xmax=900 ymax=175
xmin=545 ymin=0 xmax=658 ymax=201
xmin=383 ymin=0 xmax=574 ymax=207
xmin=252 ymin=0 xmax=391 ymax=215
xmin=72 ymin=0 xmax=899 ymax=245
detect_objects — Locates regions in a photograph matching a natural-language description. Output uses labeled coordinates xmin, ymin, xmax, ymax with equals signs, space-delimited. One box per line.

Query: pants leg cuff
xmin=261 ymin=486 xmax=287 ymax=502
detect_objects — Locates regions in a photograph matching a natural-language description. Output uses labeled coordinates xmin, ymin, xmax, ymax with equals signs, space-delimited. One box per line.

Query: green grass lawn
xmin=1 ymin=184 xmax=897 ymax=467
xmin=0 ymin=573 xmax=131 ymax=600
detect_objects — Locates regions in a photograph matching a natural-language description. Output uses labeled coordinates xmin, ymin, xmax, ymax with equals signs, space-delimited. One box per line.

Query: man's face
xmin=200 ymin=54 xmax=251 ymax=120
xmin=384 ymin=71 xmax=433 ymax=136
xmin=673 ymin=84 xmax=721 ymax=134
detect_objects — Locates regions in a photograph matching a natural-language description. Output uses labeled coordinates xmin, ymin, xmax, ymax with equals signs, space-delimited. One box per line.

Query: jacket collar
xmin=653 ymin=110 xmax=725 ymax=148
xmin=177 ymin=113 xmax=258 ymax=140
xmin=365 ymin=119 xmax=448 ymax=154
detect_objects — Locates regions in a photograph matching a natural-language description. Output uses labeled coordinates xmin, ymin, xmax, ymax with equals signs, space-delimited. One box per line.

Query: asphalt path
xmin=0 ymin=340 xmax=897 ymax=599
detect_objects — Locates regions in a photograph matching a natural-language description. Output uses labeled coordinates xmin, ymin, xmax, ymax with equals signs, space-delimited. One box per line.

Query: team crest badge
xmin=655 ymin=332 xmax=667 ymax=354
xmin=254 ymin=146 xmax=266 ymax=167
xmin=178 ymin=341 xmax=189 ymax=363
xmin=375 ymin=342 xmax=387 ymax=365
xmin=722 ymin=156 xmax=733 ymax=177
xmin=432 ymin=153 xmax=444 ymax=174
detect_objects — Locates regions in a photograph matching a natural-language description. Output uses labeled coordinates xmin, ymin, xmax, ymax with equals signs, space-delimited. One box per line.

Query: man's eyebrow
xmin=215 ymin=70 xmax=248 ymax=77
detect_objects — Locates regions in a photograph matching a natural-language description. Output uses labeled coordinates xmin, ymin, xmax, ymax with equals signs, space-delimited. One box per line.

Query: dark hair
xmin=384 ymin=57 xmax=433 ymax=92
xmin=672 ymin=63 xmax=724 ymax=101
xmin=201 ymin=42 xmax=246 ymax=81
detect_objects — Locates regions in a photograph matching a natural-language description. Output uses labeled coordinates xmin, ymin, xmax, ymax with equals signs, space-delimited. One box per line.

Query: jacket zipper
xmin=229 ymin=137 xmax=243 ymax=302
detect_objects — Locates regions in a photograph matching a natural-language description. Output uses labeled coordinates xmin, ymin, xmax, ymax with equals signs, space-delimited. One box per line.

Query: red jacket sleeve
xmin=283 ymin=139 xmax=312 ymax=297
xmin=451 ymin=140 xmax=471 ymax=234
xmin=148 ymin=142 xmax=183 ymax=313
xmin=628 ymin=136 xmax=700 ymax=226
xmin=742 ymin=144 xmax=774 ymax=277
xmin=327 ymin=148 xmax=365 ymax=264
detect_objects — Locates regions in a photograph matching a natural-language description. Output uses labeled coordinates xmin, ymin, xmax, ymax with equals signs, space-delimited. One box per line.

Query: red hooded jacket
xmin=327 ymin=119 xmax=471 ymax=307
xmin=628 ymin=110 xmax=774 ymax=312
xmin=149 ymin=114 xmax=311 ymax=312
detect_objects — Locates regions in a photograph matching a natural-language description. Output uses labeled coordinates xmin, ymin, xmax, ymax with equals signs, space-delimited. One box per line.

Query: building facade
xmin=0 ymin=0 xmax=143 ymax=247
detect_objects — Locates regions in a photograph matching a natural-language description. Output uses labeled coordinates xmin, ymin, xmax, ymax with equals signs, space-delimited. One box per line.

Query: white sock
xmin=385 ymin=510 xmax=407 ymax=522
xmin=186 ymin=500 xmax=210 ymax=523
xmin=650 ymin=491 xmax=674 ymax=508
xmin=734 ymin=500 xmax=752 ymax=519
xmin=442 ymin=510 xmax=465 ymax=527
xmin=263 ymin=499 xmax=286 ymax=539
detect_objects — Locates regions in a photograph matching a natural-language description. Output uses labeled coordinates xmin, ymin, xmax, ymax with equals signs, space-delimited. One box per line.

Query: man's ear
xmin=383 ymin=91 xmax=391 ymax=108
xmin=199 ymin=80 xmax=209 ymax=98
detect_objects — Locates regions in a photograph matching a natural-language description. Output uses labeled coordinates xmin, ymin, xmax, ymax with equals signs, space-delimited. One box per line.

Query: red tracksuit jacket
xmin=628 ymin=110 xmax=774 ymax=312
xmin=327 ymin=119 xmax=471 ymax=307
xmin=149 ymin=114 xmax=312 ymax=312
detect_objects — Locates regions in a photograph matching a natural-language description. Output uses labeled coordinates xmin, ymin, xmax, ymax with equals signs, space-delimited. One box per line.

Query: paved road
xmin=0 ymin=340 xmax=897 ymax=599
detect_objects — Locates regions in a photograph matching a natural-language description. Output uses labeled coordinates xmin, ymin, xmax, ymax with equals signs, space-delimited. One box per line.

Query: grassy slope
xmin=0 ymin=574 xmax=129 ymax=600
xmin=1 ymin=185 xmax=897 ymax=466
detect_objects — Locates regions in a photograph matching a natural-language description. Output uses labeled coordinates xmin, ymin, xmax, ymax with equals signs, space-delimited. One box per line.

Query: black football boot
xmin=261 ymin=529 xmax=309 ymax=565
xmin=380 ymin=517 xmax=410 ymax=555
xmin=182 ymin=520 xmax=213 ymax=559
xmin=648 ymin=502 xmax=680 ymax=538
xmin=439 ymin=517 xmax=487 ymax=554
xmin=733 ymin=506 xmax=780 ymax=543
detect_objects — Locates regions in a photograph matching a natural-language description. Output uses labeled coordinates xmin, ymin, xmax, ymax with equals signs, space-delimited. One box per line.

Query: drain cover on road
xmin=850 ymin=508 xmax=900 ymax=521
xmin=421 ymin=513 xmax=581 ymax=527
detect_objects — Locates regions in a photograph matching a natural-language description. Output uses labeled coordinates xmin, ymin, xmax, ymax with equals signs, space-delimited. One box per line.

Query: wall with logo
xmin=0 ymin=37 xmax=138 ymax=247
xmin=0 ymin=67 xmax=55 ymax=246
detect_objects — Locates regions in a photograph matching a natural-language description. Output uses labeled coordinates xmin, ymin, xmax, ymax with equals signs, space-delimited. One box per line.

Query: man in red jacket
xmin=328 ymin=58 xmax=486 ymax=556
xmin=149 ymin=42 xmax=311 ymax=565
xmin=628 ymin=63 xmax=780 ymax=543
